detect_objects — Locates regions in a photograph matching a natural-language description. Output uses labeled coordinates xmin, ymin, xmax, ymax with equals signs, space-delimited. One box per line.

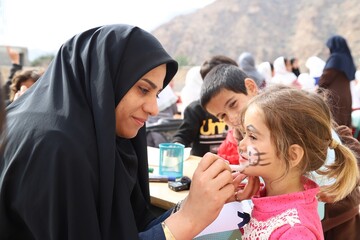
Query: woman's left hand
xmin=231 ymin=173 xmax=260 ymax=202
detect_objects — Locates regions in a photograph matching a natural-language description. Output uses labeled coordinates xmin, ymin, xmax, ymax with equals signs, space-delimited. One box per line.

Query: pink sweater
xmin=242 ymin=178 xmax=324 ymax=240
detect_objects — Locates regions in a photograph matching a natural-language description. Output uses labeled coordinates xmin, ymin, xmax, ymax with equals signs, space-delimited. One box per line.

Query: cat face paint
xmin=239 ymin=145 xmax=270 ymax=170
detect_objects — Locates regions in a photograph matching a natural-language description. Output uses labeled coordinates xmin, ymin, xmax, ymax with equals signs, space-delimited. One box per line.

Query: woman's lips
xmin=133 ymin=117 xmax=146 ymax=127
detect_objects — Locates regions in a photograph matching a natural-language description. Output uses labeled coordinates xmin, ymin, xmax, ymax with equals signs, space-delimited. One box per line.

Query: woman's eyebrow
xmin=140 ymin=78 xmax=159 ymax=90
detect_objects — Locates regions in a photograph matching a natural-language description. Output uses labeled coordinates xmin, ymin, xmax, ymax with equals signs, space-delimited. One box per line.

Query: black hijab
xmin=0 ymin=24 xmax=177 ymax=239
xmin=324 ymin=35 xmax=356 ymax=81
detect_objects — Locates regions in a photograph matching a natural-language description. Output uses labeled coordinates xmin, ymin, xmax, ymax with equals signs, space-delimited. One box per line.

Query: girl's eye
xmin=243 ymin=131 xmax=256 ymax=140
xmin=249 ymin=134 xmax=257 ymax=140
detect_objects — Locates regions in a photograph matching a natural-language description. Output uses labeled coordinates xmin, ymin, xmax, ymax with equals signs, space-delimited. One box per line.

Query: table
xmin=147 ymin=146 xmax=200 ymax=210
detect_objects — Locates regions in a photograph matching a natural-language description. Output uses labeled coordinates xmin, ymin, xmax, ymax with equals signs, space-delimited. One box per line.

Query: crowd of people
xmin=0 ymin=24 xmax=359 ymax=239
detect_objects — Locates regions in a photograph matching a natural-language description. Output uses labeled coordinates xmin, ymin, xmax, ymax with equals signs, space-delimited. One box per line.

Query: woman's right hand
xmin=165 ymin=152 xmax=234 ymax=239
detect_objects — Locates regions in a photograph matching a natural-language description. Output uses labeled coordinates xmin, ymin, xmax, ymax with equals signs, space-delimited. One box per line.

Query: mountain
xmin=151 ymin=0 xmax=360 ymax=69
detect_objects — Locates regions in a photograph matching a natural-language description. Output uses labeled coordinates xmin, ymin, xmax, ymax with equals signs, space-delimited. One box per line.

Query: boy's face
xmin=205 ymin=87 xmax=257 ymax=128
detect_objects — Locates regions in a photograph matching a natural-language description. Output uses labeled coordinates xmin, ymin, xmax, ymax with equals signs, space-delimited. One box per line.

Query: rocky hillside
xmin=152 ymin=0 xmax=360 ymax=70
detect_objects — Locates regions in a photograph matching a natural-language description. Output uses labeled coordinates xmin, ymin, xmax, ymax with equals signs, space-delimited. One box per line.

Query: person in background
xmin=0 ymin=82 xmax=5 ymax=153
xmin=8 ymin=68 xmax=44 ymax=103
xmin=0 ymin=24 xmax=240 ymax=240
xmin=179 ymin=65 xmax=202 ymax=114
xmin=305 ymin=56 xmax=326 ymax=86
xmin=270 ymin=56 xmax=299 ymax=88
xmin=201 ymin=64 xmax=258 ymax=165
xmin=201 ymin=64 xmax=360 ymax=240
xmin=3 ymin=46 xmax=22 ymax=102
xmin=146 ymin=84 xmax=179 ymax=147
xmin=237 ymin=85 xmax=359 ymax=239
xmin=172 ymin=55 xmax=238 ymax=157
xmin=290 ymin=57 xmax=301 ymax=77
xmin=350 ymin=70 xmax=360 ymax=140
xmin=257 ymin=61 xmax=274 ymax=86
xmin=318 ymin=35 xmax=356 ymax=127
xmin=237 ymin=52 xmax=266 ymax=88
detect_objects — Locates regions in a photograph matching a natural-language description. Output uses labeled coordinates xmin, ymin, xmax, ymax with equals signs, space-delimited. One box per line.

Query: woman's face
xmin=115 ymin=64 xmax=167 ymax=138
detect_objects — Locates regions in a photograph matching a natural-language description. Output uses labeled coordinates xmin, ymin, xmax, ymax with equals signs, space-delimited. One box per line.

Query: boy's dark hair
xmin=200 ymin=55 xmax=238 ymax=80
xmin=200 ymin=64 xmax=249 ymax=108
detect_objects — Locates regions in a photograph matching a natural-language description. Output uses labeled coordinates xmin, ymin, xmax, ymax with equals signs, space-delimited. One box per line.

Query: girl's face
xmin=115 ymin=64 xmax=166 ymax=138
xmin=239 ymin=105 xmax=285 ymax=181
xmin=206 ymin=88 xmax=256 ymax=128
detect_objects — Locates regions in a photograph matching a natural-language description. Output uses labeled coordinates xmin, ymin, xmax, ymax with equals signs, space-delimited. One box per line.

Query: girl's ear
xmin=244 ymin=78 xmax=258 ymax=96
xmin=288 ymin=144 xmax=304 ymax=168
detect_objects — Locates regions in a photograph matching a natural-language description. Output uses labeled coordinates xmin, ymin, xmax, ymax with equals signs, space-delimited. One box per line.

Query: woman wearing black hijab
xmin=317 ymin=36 xmax=359 ymax=240
xmin=318 ymin=35 xmax=356 ymax=127
xmin=0 ymin=24 xmax=239 ymax=239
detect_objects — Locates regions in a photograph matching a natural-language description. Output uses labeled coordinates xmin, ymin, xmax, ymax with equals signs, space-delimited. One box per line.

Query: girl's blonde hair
xmin=241 ymin=84 xmax=359 ymax=202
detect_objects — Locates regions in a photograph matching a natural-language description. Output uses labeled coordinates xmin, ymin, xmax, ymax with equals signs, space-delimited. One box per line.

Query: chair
xmin=146 ymin=118 xmax=183 ymax=147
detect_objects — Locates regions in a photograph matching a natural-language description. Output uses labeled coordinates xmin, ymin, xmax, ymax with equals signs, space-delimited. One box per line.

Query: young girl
xmin=238 ymin=85 xmax=359 ymax=239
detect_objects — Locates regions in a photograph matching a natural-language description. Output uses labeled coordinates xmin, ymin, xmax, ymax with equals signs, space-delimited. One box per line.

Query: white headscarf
xmin=257 ymin=61 xmax=273 ymax=85
xmin=180 ymin=66 xmax=202 ymax=112
xmin=157 ymin=85 xmax=178 ymax=112
xmin=297 ymin=73 xmax=316 ymax=92
xmin=351 ymin=70 xmax=360 ymax=109
xmin=271 ymin=56 xmax=297 ymax=86
xmin=238 ymin=52 xmax=265 ymax=87
xmin=305 ymin=56 xmax=325 ymax=78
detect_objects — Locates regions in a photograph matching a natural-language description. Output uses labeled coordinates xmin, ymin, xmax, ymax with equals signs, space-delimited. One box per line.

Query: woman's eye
xmin=139 ymin=87 xmax=149 ymax=95
xmin=156 ymin=91 xmax=161 ymax=99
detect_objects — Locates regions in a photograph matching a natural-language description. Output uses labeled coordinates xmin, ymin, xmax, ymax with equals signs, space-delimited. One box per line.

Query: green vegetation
xmin=31 ymin=54 xmax=54 ymax=67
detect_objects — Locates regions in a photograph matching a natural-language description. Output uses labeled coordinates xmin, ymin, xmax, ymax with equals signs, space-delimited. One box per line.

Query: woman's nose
xmin=145 ymin=97 xmax=159 ymax=116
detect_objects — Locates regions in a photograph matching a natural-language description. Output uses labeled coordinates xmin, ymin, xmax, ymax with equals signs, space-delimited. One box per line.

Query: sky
xmin=0 ymin=0 xmax=215 ymax=60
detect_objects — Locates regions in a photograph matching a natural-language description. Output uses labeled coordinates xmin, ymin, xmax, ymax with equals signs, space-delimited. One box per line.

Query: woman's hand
xmin=165 ymin=152 xmax=234 ymax=239
xmin=232 ymin=173 xmax=260 ymax=202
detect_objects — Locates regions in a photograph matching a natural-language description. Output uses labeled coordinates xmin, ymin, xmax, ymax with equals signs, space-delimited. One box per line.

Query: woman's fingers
xmin=235 ymin=176 xmax=261 ymax=201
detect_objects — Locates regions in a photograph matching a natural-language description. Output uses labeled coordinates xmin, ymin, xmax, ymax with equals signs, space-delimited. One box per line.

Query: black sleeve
xmin=139 ymin=209 xmax=172 ymax=240
xmin=172 ymin=102 xmax=203 ymax=147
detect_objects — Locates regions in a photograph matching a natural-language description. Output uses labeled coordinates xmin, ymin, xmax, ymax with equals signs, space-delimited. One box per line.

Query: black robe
xmin=0 ymin=24 xmax=177 ymax=239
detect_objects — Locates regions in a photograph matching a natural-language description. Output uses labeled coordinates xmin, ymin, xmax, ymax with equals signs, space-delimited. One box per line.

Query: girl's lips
xmin=239 ymin=155 xmax=248 ymax=163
